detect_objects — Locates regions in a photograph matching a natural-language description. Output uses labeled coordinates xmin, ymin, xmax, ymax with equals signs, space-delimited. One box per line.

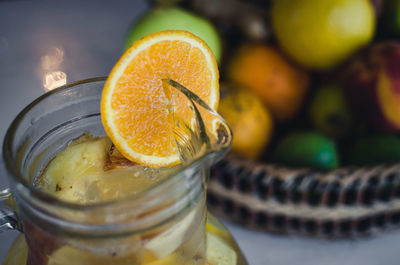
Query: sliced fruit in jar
xmin=2 ymin=235 xmax=28 ymax=265
xmin=206 ymin=232 xmax=237 ymax=265
xmin=35 ymin=136 xmax=112 ymax=202
xmin=145 ymin=206 xmax=199 ymax=258
xmin=206 ymin=223 xmax=230 ymax=242
xmin=101 ymin=30 xmax=219 ymax=167
xmin=36 ymin=134 xmax=182 ymax=203
xmin=143 ymin=253 xmax=193 ymax=265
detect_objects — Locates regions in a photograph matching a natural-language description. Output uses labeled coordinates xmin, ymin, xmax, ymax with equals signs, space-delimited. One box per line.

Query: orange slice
xmin=101 ymin=30 xmax=219 ymax=167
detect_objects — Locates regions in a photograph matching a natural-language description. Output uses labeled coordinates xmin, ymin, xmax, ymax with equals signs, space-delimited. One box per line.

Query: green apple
xmin=124 ymin=7 xmax=222 ymax=63
xmin=310 ymin=83 xmax=353 ymax=138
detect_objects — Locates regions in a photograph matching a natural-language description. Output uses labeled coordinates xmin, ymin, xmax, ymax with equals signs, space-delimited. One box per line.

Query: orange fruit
xmin=101 ymin=30 xmax=219 ymax=167
xmin=218 ymin=84 xmax=273 ymax=159
xmin=228 ymin=44 xmax=309 ymax=121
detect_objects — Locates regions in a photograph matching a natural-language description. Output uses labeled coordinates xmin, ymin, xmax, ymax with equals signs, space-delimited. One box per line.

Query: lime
xmin=124 ymin=7 xmax=222 ymax=63
xmin=273 ymin=132 xmax=339 ymax=170
xmin=310 ymin=83 xmax=353 ymax=138
xmin=272 ymin=0 xmax=375 ymax=70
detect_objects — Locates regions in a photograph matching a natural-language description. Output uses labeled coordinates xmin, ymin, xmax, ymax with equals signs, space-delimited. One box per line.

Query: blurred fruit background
xmin=125 ymin=0 xmax=400 ymax=170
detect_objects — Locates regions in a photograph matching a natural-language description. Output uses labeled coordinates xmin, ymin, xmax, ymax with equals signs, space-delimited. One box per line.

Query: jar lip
xmin=2 ymin=77 xmax=220 ymax=211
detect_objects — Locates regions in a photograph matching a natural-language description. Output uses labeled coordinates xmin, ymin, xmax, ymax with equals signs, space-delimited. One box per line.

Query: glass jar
xmin=1 ymin=78 xmax=247 ymax=265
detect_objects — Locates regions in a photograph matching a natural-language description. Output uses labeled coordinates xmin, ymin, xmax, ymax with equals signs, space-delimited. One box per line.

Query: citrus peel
xmin=101 ymin=30 xmax=219 ymax=167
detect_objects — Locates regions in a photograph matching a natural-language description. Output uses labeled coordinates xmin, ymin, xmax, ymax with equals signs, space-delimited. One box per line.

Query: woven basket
xmin=208 ymin=155 xmax=400 ymax=237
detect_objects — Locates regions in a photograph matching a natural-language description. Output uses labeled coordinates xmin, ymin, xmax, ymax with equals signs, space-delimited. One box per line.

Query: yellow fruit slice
xmin=101 ymin=30 xmax=219 ymax=167
xmin=2 ymin=235 xmax=28 ymax=265
xmin=144 ymin=252 xmax=198 ymax=265
xmin=207 ymin=232 xmax=237 ymax=265
xmin=206 ymin=222 xmax=231 ymax=242
xmin=145 ymin=207 xmax=198 ymax=258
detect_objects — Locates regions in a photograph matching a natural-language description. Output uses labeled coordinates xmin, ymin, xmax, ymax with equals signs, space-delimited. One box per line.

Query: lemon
xmin=272 ymin=0 xmax=375 ymax=70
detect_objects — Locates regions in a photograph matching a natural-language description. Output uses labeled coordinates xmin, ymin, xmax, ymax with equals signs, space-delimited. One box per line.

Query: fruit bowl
xmin=129 ymin=0 xmax=400 ymax=238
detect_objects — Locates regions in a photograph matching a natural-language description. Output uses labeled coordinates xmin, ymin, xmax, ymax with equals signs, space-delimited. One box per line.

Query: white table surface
xmin=1 ymin=1 xmax=400 ymax=264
